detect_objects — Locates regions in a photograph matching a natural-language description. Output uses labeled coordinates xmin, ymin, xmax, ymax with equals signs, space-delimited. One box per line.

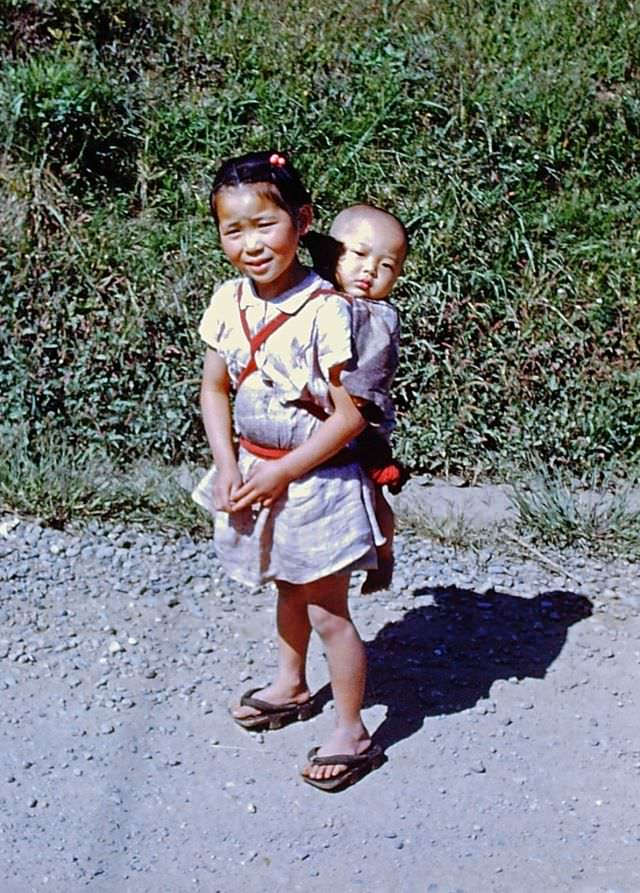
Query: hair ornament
xmin=211 ymin=150 xmax=311 ymax=222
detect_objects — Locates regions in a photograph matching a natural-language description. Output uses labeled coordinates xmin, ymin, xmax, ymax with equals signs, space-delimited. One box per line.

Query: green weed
xmin=397 ymin=507 xmax=490 ymax=552
xmin=0 ymin=426 xmax=209 ymax=533
xmin=1 ymin=50 xmax=142 ymax=187
xmin=1 ymin=0 xmax=639 ymax=519
xmin=511 ymin=467 xmax=640 ymax=558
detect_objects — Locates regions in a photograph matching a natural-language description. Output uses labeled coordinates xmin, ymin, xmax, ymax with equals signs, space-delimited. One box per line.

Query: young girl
xmin=198 ymin=150 xmax=384 ymax=791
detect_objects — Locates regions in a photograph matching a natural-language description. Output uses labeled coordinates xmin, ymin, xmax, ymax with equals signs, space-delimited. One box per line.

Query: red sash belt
xmin=239 ymin=436 xmax=354 ymax=468
xmin=239 ymin=437 xmax=290 ymax=459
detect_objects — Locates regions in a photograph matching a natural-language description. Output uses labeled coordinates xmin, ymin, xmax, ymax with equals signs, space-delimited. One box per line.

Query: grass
xmin=2 ymin=426 xmax=638 ymax=561
xmin=510 ymin=467 xmax=640 ymax=558
xmin=397 ymin=507 xmax=491 ymax=553
xmin=0 ymin=427 xmax=210 ymax=534
xmin=392 ymin=459 xmax=640 ymax=559
xmin=1 ymin=0 xmax=639 ymax=526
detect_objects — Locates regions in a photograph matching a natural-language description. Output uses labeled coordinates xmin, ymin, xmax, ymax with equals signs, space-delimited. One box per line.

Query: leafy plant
xmin=1 ymin=0 xmax=639 ymax=528
xmin=1 ymin=50 xmax=141 ymax=186
xmin=0 ymin=424 xmax=208 ymax=532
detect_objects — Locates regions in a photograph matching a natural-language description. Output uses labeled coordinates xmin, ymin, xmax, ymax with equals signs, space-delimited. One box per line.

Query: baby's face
xmin=331 ymin=213 xmax=405 ymax=301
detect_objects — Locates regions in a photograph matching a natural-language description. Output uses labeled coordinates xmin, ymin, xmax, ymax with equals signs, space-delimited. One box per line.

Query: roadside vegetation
xmin=1 ymin=0 xmax=638 ymax=548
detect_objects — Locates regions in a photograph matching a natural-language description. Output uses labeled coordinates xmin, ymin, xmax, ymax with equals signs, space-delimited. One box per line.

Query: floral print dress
xmin=195 ymin=271 xmax=383 ymax=587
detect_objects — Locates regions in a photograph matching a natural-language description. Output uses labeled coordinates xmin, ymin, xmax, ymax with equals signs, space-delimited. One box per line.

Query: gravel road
xmin=1 ymin=507 xmax=639 ymax=893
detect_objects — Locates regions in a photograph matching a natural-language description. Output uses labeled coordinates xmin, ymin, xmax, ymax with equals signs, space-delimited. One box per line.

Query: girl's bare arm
xmin=231 ymin=364 xmax=365 ymax=511
xmin=200 ymin=348 xmax=242 ymax=511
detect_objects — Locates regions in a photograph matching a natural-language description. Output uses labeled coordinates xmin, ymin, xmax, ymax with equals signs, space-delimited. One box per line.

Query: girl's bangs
xmin=248 ymin=180 xmax=290 ymax=211
xmin=213 ymin=180 xmax=296 ymax=219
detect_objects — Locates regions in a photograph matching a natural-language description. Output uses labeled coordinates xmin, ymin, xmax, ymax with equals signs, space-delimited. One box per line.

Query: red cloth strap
xmin=236 ymin=308 xmax=291 ymax=388
xmin=293 ymin=399 xmax=329 ymax=422
xmin=234 ymin=283 xmax=359 ymax=472
xmin=235 ymin=283 xmax=339 ymax=389
xmin=369 ymin=464 xmax=402 ymax=487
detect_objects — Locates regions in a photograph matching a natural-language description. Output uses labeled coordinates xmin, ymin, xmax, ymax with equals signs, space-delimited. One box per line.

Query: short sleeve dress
xmin=195 ymin=271 xmax=384 ymax=588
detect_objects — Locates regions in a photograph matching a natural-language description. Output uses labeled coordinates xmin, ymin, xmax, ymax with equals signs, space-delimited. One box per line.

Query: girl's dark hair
xmin=303 ymin=230 xmax=343 ymax=287
xmin=210 ymin=150 xmax=312 ymax=222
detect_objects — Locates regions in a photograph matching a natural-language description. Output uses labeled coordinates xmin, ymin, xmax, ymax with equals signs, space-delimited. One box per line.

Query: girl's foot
xmin=231 ymin=682 xmax=312 ymax=723
xmin=301 ymin=726 xmax=372 ymax=783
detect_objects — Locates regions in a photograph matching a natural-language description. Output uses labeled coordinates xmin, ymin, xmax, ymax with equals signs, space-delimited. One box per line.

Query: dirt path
xmin=1 ymin=513 xmax=639 ymax=893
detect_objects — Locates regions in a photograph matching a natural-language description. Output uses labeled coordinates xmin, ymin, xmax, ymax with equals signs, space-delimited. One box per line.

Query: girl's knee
xmin=308 ymin=604 xmax=351 ymax=640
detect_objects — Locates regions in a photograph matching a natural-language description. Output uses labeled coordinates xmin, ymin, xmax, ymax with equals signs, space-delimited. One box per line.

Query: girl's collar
xmin=242 ymin=270 xmax=327 ymax=315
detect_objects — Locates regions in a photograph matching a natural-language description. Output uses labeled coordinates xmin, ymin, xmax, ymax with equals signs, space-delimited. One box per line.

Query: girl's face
xmin=215 ymin=184 xmax=311 ymax=299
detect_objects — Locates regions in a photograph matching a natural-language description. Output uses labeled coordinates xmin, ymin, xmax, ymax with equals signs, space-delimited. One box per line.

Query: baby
xmin=322 ymin=204 xmax=408 ymax=593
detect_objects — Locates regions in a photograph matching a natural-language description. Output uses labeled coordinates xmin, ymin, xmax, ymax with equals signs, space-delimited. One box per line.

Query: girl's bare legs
xmin=232 ymin=572 xmax=372 ymax=782
xmin=301 ymin=573 xmax=372 ymax=782
xmin=362 ymin=487 xmax=395 ymax=594
xmin=232 ymin=581 xmax=312 ymax=720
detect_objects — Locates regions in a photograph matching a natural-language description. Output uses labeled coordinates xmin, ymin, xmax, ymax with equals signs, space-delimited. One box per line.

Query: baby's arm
xmin=200 ymin=348 xmax=242 ymax=512
xmin=230 ymin=363 xmax=365 ymax=511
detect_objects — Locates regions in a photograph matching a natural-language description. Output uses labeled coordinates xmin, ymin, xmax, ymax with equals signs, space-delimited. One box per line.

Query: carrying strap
xmin=235 ymin=282 xmax=338 ymax=389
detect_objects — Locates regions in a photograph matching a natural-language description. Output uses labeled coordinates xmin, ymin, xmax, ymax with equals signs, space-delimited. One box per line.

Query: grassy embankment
xmin=1 ymin=0 xmax=638 ymax=551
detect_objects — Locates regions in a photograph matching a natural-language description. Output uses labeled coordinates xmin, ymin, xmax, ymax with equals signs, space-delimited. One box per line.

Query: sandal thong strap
xmin=240 ymin=688 xmax=308 ymax=714
xmin=307 ymin=745 xmax=382 ymax=767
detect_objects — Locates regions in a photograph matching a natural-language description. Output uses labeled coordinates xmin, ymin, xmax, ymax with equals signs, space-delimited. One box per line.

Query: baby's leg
xmin=361 ymin=486 xmax=395 ymax=594
xmin=232 ymin=580 xmax=313 ymax=722
xmin=301 ymin=573 xmax=372 ymax=783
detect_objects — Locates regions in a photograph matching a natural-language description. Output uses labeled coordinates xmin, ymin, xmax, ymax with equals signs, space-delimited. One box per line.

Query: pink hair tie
xmin=269 ymin=153 xmax=286 ymax=167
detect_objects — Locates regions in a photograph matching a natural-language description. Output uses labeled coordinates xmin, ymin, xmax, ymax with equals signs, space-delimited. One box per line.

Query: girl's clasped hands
xmin=215 ymin=457 xmax=292 ymax=513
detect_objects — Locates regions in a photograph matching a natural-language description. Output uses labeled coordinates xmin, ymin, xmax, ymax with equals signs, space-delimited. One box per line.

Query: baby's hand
xmin=230 ymin=460 xmax=292 ymax=512
xmin=214 ymin=464 xmax=243 ymax=513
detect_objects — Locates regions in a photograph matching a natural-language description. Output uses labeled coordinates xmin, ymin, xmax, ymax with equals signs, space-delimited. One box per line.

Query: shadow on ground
xmin=315 ymin=586 xmax=593 ymax=751
xmin=369 ymin=587 xmax=593 ymax=750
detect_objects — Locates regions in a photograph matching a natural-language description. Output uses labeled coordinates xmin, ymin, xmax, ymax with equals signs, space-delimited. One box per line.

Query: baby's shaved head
xmin=328 ymin=203 xmax=407 ymax=301
xmin=330 ymin=204 xmax=408 ymax=261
